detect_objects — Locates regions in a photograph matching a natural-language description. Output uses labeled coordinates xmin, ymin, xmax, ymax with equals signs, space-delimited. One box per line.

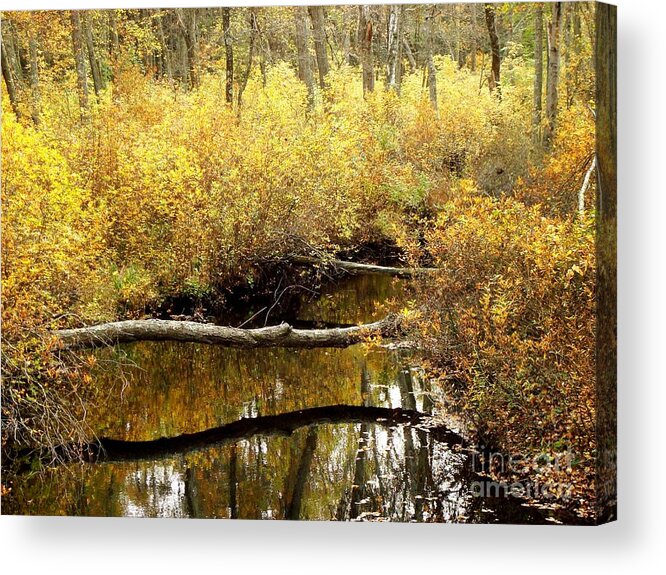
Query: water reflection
xmin=11 ymin=274 xmax=557 ymax=522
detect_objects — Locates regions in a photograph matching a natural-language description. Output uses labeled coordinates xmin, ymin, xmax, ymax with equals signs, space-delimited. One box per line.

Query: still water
xmin=11 ymin=273 xmax=562 ymax=522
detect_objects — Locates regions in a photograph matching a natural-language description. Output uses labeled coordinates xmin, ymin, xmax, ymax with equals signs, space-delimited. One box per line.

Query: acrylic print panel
xmin=0 ymin=1 xmax=616 ymax=524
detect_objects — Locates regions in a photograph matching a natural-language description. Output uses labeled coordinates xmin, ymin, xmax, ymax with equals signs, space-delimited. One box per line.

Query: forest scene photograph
xmin=0 ymin=1 xmax=616 ymax=524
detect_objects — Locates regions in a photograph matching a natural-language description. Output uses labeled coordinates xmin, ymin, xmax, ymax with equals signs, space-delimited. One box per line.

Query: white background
xmin=1 ymin=0 xmax=664 ymax=573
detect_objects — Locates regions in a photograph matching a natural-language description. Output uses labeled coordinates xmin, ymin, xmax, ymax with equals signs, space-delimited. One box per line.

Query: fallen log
xmin=55 ymin=405 xmax=464 ymax=463
xmin=55 ymin=314 xmax=402 ymax=349
xmin=290 ymin=255 xmax=438 ymax=278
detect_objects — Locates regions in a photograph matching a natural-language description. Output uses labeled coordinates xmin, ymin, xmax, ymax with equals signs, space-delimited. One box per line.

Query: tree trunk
xmin=294 ymin=6 xmax=315 ymax=108
xmin=237 ymin=9 xmax=258 ymax=113
xmin=222 ymin=8 xmax=233 ymax=105
xmin=386 ymin=4 xmax=401 ymax=92
xmin=543 ymin=2 xmax=563 ymax=150
xmin=424 ymin=5 xmax=438 ymax=112
xmin=290 ymin=255 xmax=438 ymax=277
xmin=70 ymin=11 xmax=89 ymax=116
xmin=108 ymin=10 xmax=120 ymax=57
xmin=308 ymin=5 xmax=330 ymax=90
xmin=156 ymin=12 xmax=173 ymax=82
xmin=1 ymin=36 xmax=21 ymax=119
xmin=532 ymin=3 xmax=544 ymax=146
xmin=403 ymin=37 xmax=416 ymax=72
xmin=83 ymin=12 xmax=103 ymax=98
xmin=358 ymin=5 xmax=375 ymax=97
xmin=176 ymin=8 xmax=198 ymax=88
xmin=594 ymin=1 xmax=616 ymax=523
xmin=28 ymin=35 xmax=40 ymax=125
xmin=484 ymin=3 xmax=501 ymax=97
xmin=55 ymin=315 xmax=402 ymax=349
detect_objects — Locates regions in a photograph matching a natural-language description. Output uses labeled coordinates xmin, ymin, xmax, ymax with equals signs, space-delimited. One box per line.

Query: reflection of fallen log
xmin=61 ymin=405 xmax=464 ymax=463
xmin=291 ymin=255 xmax=438 ymax=278
xmin=55 ymin=315 xmax=402 ymax=349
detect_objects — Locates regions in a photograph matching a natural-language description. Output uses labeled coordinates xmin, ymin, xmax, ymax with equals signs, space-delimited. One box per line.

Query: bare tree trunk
xmin=308 ymin=6 xmax=330 ymax=90
xmin=532 ymin=3 xmax=544 ymax=146
xmin=28 ymin=35 xmax=40 ymax=125
xmin=470 ymin=3 xmax=478 ymax=72
xmin=70 ymin=11 xmax=89 ymax=116
xmin=386 ymin=4 xmax=401 ymax=92
xmin=156 ymin=12 xmax=173 ymax=81
xmin=543 ymin=2 xmax=563 ymax=150
xmin=176 ymin=8 xmax=198 ymax=88
xmin=1 ymin=36 xmax=21 ymax=119
xmin=222 ymin=8 xmax=233 ymax=105
xmin=83 ymin=12 xmax=103 ymax=98
xmin=108 ymin=10 xmax=120 ymax=57
xmin=484 ymin=3 xmax=501 ymax=97
xmin=424 ymin=5 xmax=438 ymax=112
xmin=54 ymin=315 xmax=402 ymax=349
xmin=358 ymin=5 xmax=375 ymax=97
xmin=294 ymin=6 xmax=315 ymax=107
xmin=237 ymin=9 xmax=258 ymax=113
xmin=403 ymin=37 xmax=416 ymax=72
xmin=594 ymin=1 xmax=616 ymax=524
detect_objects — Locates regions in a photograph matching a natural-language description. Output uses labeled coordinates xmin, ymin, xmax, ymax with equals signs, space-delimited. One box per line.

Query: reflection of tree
xmin=285 ymin=429 xmax=318 ymax=520
xmin=184 ymin=463 xmax=201 ymax=518
xmin=228 ymin=444 xmax=238 ymax=519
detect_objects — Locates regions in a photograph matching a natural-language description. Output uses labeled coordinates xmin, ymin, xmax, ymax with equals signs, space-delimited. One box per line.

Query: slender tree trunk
xmin=358 ymin=5 xmax=375 ymax=97
xmin=470 ymin=4 xmax=478 ymax=72
xmin=424 ymin=5 xmax=438 ymax=112
xmin=156 ymin=12 xmax=173 ymax=81
xmin=544 ymin=2 xmax=563 ymax=150
xmin=308 ymin=6 xmax=330 ymax=90
xmin=83 ymin=13 xmax=103 ymax=98
xmin=1 ymin=36 xmax=21 ymax=119
xmin=532 ymin=3 xmax=544 ymax=146
xmin=70 ymin=11 xmax=89 ymax=116
xmin=484 ymin=3 xmax=501 ymax=97
xmin=176 ymin=8 xmax=198 ymax=88
xmin=294 ymin=6 xmax=315 ymax=108
xmin=403 ymin=37 xmax=416 ymax=72
xmin=237 ymin=9 xmax=258 ymax=113
xmin=28 ymin=35 xmax=40 ymax=125
xmin=108 ymin=11 xmax=120 ymax=56
xmin=222 ymin=8 xmax=233 ymax=105
xmin=386 ymin=4 xmax=401 ymax=92
xmin=594 ymin=1 xmax=616 ymax=524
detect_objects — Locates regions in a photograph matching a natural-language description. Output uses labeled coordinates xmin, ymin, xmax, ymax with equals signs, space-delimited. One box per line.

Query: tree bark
xmin=70 ymin=11 xmax=89 ymax=116
xmin=54 ymin=315 xmax=402 ymax=349
xmin=358 ymin=5 xmax=375 ymax=97
xmin=222 ymin=8 xmax=233 ymax=105
xmin=28 ymin=35 xmax=40 ymax=125
xmin=290 ymin=255 xmax=438 ymax=277
xmin=236 ymin=8 xmax=258 ymax=113
xmin=308 ymin=5 xmax=330 ymax=90
xmin=544 ymin=2 xmax=563 ymax=150
xmin=386 ymin=5 xmax=401 ymax=92
xmin=83 ymin=12 xmax=103 ymax=98
xmin=1 ymin=35 xmax=21 ymax=119
xmin=532 ymin=3 xmax=544 ymax=146
xmin=594 ymin=1 xmax=616 ymax=523
xmin=294 ymin=6 xmax=315 ymax=108
xmin=403 ymin=37 xmax=416 ymax=72
xmin=484 ymin=3 xmax=501 ymax=97
xmin=176 ymin=8 xmax=198 ymax=88
xmin=424 ymin=5 xmax=438 ymax=112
